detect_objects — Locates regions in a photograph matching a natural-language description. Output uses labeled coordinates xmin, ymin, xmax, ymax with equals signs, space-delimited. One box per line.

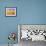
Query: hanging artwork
xmin=5 ymin=7 xmax=16 ymax=16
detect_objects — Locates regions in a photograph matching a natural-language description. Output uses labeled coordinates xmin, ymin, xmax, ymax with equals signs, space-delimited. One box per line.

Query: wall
xmin=0 ymin=0 xmax=46 ymax=44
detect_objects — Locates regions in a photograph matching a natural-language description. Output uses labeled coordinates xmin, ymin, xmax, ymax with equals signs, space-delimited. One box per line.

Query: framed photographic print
xmin=5 ymin=7 xmax=16 ymax=16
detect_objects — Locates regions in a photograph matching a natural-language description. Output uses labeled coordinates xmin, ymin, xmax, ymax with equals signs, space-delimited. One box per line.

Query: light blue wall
xmin=0 ymin=0 xmax=46 ymax=44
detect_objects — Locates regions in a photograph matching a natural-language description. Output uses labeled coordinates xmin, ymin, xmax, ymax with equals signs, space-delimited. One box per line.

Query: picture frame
xmin=5 ymin=7 xmax=17 ymax=16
